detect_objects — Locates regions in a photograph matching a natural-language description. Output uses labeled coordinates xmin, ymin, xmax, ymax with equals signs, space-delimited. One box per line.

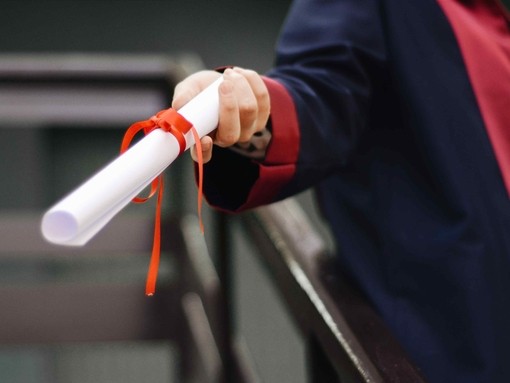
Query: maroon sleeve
xmin=240 ymin=77 xmax=301 ymax=208
xmin=200 ymin=76 xmax=300 ymax=212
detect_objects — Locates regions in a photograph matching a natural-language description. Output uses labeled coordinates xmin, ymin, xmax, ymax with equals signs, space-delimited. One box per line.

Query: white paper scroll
xmin=41 ymin=76 xmax=223 ymax=246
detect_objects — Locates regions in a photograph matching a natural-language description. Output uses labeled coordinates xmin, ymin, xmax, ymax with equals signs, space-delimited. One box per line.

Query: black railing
xmin=239 ymin=199 xmax=427 ymax=382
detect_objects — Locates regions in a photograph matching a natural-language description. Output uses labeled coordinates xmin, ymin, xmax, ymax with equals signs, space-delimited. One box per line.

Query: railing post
xmin=215 ymin=211 xmax=235 ymax=383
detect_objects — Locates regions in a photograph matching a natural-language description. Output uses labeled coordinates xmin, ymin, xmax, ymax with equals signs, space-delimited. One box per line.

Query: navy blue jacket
xmin=203 ymin=1 xmax=510 ymax=381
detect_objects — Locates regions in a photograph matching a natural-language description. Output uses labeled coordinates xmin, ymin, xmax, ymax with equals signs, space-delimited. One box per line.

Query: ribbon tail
xmin=190 ymin=127 xmax=204 ymax=234
xmin=120 ymin=108 xmax=202 ymax=296
xmin=145 ymin=175 xmax=163 ymax=296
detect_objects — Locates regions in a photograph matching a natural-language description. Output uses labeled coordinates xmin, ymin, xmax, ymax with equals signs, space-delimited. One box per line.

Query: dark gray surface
xmin=0 ymin=0 xmax=291 ymax=72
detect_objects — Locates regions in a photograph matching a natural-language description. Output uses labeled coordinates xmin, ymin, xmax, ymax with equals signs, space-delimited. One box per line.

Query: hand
xmin=172 ymin=67 xmax=270 ymax=163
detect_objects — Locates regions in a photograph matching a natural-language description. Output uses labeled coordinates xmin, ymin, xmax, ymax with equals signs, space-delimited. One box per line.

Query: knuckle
xmin=222 ymin=99 xmax=237 ymax=113
xmin=242 ymin=68 xmax=257 ymax=80
xmin=239 ymin=129 xmax=256 ymax=142
xmin=238 ymin=98 xmax=258 ymax=119
xmin=216 ymin=127 xmax=240 ymax=147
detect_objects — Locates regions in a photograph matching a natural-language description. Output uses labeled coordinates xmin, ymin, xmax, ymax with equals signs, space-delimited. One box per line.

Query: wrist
xmin=229 ymin=126 xmax=272 ymax=160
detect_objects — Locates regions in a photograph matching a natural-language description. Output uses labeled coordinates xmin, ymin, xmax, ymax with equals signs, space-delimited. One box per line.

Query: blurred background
xmin=0 ymin=1 xmax=320 ymax=383
xmin=0 ymin=0 xmax=291 ymax=72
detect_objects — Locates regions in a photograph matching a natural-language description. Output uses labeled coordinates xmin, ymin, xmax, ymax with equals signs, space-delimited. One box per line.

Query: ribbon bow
xmin=121 ymin=108 xmax=204 ymax=296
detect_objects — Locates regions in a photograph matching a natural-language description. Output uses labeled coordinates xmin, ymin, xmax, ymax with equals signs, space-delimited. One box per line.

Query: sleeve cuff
xmin=237 ymin=77 xmax=300 ymax=210
xmin=201 ymin=76 xmax=301 ymax=212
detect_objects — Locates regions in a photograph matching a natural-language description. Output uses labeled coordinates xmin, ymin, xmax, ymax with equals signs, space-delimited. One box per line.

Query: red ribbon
xmin=121 ymin=108 xmax=204 ymax=296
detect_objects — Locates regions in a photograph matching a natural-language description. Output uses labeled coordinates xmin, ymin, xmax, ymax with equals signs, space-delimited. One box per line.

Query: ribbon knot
xmin=121 ymin=107 xmax=204 ymax=296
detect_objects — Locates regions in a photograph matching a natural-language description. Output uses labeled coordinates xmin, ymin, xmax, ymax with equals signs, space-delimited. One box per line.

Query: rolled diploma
xmin=41 ymin=76 xmax=223 ymax=246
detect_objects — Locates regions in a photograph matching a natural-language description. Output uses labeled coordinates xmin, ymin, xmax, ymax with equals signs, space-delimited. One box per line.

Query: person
xmin=172 ymin=1 xmax=510 ymax=382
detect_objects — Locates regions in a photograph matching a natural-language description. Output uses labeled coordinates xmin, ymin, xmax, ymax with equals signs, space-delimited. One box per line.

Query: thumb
xmin=190 ymin=136 xmax=213 ymax=163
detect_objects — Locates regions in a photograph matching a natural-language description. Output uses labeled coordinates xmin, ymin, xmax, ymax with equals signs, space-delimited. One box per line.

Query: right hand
xmin=172 ymin=67 xmax=271 ymax=163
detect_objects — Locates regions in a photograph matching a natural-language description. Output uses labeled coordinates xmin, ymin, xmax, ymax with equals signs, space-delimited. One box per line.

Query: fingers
xmin=233 ymin=67 xmax=270 ymax=141
xmin=215 ymin=67 xmax=270 ymax=146
xmin=177 ymin=67 xmax=270 ymax=164
xmin=215 ymin=75 xmax=241 ymax=147
xmin=172 ymin=70 xmax=222 ymax=110
xmin=174 ymin=71 xmax=218 ymax=164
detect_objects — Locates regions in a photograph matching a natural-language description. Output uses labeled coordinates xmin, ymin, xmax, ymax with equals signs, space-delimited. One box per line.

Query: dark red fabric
xmin=237 ymin=77 xmax=301 ymax=209
xmin=438 ymin=0 xmax=510 ymax=195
